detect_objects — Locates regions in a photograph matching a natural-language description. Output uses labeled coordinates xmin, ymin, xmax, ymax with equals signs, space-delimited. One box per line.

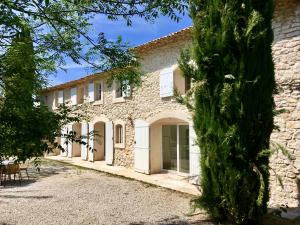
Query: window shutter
xmin=122 ymin=80 xmax=131 ymax=97
xmin=160 ymin=67 xmax=174 ymax=97
xmin=88 ymin=82 xmax=94 ymax=102
xmin=105 ymin=121 xmax=114 ymax=165
xmin=58 ymin=90 xmax=64 ymax=104
xmin=81 ymin=123 xmax=88 ymax=160
xmin=67 ymin=124 xmax=73 ymax=158
xmin=134 ymin=120 xmax=150 ymax=174
xmin=189 ymin=124 xmax=200 ymax=184
xmin=71 ymin=87 xmax=77 ymax=105
xmin=61 ymin=126 xmax=68 ymax=157
xmin=88 ymin=122 xmax=94 ymax=162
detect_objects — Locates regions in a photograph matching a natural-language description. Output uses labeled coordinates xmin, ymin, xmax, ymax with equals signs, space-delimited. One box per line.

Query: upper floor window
xmin=77 ymin=86 xmax=85 ymax=104
xmin=115 ymin=81 xmax=123 ymax=98
xmin=57 ymin=90 xmax=64 ymax=105
xmin=95 ymin=81 xmax=103 ymax=101
xmin=160 ymin=65 xmax=191 ymax=97
xmin=113 ymin=80 xmax=131 ymax=102
xmin=63 ymin=89 xmax=71 ymax=104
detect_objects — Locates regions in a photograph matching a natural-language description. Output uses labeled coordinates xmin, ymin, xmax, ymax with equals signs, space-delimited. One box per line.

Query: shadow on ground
xmin=0 ymin=159 xmax=73 ymax=188
xmin=130 ymin=215 xmax=216 ymax=225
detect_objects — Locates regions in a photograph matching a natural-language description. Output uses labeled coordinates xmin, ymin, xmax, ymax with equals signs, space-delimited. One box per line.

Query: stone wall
xmin=270 ymin=0 xmax=300 ymax=207
xmin=84 ymin=39 xmax=192 ymax=168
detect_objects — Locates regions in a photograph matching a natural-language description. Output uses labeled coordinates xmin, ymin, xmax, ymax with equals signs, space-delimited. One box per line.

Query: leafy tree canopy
xmin=0 ymin=0 xmax=188 ymax=85
xmin=0 ymin=0 xmax=188 ymax=161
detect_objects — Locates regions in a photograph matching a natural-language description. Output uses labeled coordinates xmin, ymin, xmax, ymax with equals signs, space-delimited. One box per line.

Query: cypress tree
xmin=180 ymin=0 xmax=275 ymax=224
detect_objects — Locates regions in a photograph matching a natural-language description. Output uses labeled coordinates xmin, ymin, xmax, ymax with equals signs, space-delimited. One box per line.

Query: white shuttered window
xmin=58 ymin=90 xmax=64 ymax=104
xmin=160 ymin=67 xmax=174 ymax=97
xmin=88 ymin=82 xmax=94 ymax=102
xmin=71 ymin=87 xmax=77 ymax=105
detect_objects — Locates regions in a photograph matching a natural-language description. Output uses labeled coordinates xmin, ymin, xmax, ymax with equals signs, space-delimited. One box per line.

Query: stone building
xmin=43 ymin=0 xmax=300 ymax=207
xmin=269 ymin=0 xmax=300 ymax=207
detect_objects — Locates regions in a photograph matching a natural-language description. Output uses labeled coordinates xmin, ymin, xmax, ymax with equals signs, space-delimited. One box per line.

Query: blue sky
xmin=48 ymin=14 xmax=192 ymax=86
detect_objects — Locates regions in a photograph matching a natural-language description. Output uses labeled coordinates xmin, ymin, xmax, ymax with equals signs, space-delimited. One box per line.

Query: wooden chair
xmin=3 ymin=163 xmax=22 ymax=186
xmin=19 ymin=161 xmax=30 ymax=180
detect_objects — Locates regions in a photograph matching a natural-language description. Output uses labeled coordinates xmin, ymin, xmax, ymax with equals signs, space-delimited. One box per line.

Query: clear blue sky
xmin=48 ymin=14 xmax=192 ymax=86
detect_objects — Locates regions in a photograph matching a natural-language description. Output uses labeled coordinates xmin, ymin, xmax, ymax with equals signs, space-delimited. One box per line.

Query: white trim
xmin=90 ymin=115 xmax=110 ymax=125
xmin=146 ymin=111 xmax=191 ymax=125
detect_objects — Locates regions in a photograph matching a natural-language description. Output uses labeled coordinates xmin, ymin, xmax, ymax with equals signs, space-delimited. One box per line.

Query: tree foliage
xmin=0 ymin=0 xmax=188 ymax=161
xmin=0 ymin=27 xmax=59 ymax=161
xmin=0 ymin=0 xmax=188 ymax=85
xmin=179 ymin=1 xmax=275 ymax=224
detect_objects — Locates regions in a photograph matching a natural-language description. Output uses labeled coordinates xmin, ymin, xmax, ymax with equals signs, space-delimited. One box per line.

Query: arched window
xmin=115 ymin=124 xmax=123 ymax=144
xmin=114 ymin=122 xmax=125 ymax=148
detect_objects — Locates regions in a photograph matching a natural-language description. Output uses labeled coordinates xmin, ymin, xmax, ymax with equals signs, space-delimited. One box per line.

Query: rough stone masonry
xmin=270 ymin=0 xmax=300 ymax=207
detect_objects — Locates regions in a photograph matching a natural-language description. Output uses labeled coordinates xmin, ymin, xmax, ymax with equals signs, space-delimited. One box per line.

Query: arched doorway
xmin=149 ymin=117 xmax=190 ymax=174
xmin=134 ymin=111 xmax=200 ymax=183
xmin=71 ymin=122 xmax=82 ymax=157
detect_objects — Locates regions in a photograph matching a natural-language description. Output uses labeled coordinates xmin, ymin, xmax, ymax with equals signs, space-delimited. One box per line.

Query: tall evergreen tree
xmin=0 ymin=26 xmax=60 ymax=161
xmin=180 ymin=1 xmax=275 ymax=224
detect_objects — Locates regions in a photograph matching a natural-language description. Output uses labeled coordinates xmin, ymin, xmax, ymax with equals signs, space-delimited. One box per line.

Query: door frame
xmin=160 ymin=123 xmax=189 ymax=176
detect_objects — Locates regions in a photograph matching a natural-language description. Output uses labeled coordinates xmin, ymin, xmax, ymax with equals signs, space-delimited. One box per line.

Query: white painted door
xmin=88 ymin=122 xmax=94 ymax=162
xmin=189 ymin=124 xmax=200 ymax=184
xmin=81 ymin=123 xmax=88 ymax=160
xmin=134 ymin=120 xmax=150 ymax=174
xmin=67 ymin=124 xmax=73 ymax=158
xmin=61 ymin=126 xmax=68 ymax=157
xmin=105 ymin=121 xmax=114 ymax=165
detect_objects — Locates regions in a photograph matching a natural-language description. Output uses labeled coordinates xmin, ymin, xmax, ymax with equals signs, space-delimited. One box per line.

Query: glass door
xmin=162 ymin=124 xmax=190 ymax=174
xmin=179 ymin=125 xmax=189 ymax=173
xmin=162 ymin=125 xmax=177 ymax=171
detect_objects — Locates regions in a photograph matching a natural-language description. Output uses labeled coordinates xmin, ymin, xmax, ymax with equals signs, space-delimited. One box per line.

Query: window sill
xmin=113 ymin=97 xmax=125 ymax=103
xmin=93 ymin=100 xmax=103 ymax=105
xmin=114 ymin=143 xmax=125 ymax=149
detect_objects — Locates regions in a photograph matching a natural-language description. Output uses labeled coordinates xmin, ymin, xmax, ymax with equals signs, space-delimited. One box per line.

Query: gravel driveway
xmin=0 ymin=159 xmax=212 ymax=225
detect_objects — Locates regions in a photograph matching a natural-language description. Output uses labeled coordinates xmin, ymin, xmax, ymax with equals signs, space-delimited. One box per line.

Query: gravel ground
xmin=0 ymin=159 xmax=213 ymax=225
